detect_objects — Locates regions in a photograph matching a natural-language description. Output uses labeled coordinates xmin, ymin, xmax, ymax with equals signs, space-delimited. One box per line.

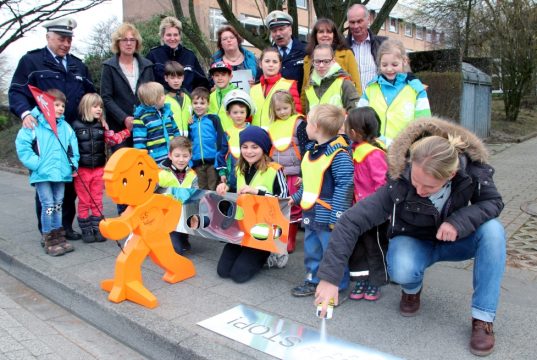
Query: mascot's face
xmin=103 ymin=148 xmax=159 ymax=206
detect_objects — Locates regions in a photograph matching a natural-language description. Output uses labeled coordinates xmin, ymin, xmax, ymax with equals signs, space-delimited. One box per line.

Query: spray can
xmin=316 ymin=298 xmax=335 ymax=319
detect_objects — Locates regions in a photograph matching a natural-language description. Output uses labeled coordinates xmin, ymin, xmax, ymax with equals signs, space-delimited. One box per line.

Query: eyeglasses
xmin=313 ymin=58 xmax=333 ymax=66
xmin=119 ymin=38 xmax=137 ymax=43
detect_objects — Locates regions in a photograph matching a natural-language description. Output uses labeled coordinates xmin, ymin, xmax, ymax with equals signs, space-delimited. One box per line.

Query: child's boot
xmin=90 ymin=215 xmax=106 ymax=242
xmin=78 ymin=217 xmax=95 ymax=243
xmin=43 ymin=232 xmax=66 ymax=256
xmin=287 ymin=223 xmax=299 ymax=253
xmin=54 ymin=228 xmax=74 ymax=253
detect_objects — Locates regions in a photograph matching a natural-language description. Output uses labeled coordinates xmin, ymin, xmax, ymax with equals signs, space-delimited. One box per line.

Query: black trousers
xmin=35 ymin=181 xmax=77 ymax=233
xmin=348 ymin=221 xmax=389 ymax=286
xmin=217 ymin=243 xmax=270 ymax=283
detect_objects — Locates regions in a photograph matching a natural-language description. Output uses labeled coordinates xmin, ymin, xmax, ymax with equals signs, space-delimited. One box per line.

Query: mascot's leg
xmin=101 ymin=235 xmax=159 ymax=309
xmin=147 ymin=230 xmax=196 ymax=283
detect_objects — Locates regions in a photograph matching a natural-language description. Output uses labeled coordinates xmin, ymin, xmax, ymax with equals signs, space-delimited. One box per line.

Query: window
xmin=416 ymin=26 xmax=424 ymax=40
xmin=426 ymin=29 xmax=433 ymax=42
xmin=296 ymin=0 xmax=307 ymax=9
xmin=209 ymin=9 xmax=227 ymax=41
xmin=389 ymin=17 xmax=398 ymax=33
xmin=404 ymin=22 xmax=412 ymax=37
xmin=239 ymin=15 xmax=264 ymax=46
xmin=298 ymin=26 xmax=309 ymax=43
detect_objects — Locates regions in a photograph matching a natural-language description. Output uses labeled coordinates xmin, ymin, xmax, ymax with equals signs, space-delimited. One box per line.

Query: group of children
xmin=16 ymin=37 xmax=431 ymax=303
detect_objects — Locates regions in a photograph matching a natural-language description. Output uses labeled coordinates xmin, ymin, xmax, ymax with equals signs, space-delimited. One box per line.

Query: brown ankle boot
xmin=54 ymin=228 xmax=74 ymax=253
xmin=43 ymin=232 xmax=66 ymax=257
xmin=399 ymin=289 xmax=421 ymax=316
xmin=470 ymin=318 xmax=495 ymax=356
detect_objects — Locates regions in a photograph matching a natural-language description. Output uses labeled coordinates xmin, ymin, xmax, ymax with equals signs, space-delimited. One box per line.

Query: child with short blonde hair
xmin=358 ymin=39 xmax=431 ymax=147
xmin=133 ymin=81 xmax=180 ymax=164
xmin=290 ymin=104 xmax=354 ymax=297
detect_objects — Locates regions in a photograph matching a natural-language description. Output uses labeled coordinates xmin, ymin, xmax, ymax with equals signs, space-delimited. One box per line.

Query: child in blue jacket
xmin=16 ymin=89 xmax=79 ymax=257
xmin=188 ymin=87 xmax=224 ymax=190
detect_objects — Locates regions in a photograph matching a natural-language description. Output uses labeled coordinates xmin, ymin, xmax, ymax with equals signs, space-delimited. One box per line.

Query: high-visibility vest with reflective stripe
xmin=225 ymin=125 xmax=248 ymax=160
xmin=209 ymin=90 xmax=233 ymax=132
xmin=366 ymin=83 xmax=417 ymax=146
xmin=236 ymin=162 xmax=282 ymax=193
xmin=305 ymin=77 xmax=344 ymax=108
xmin=165 ymin=94 xmax=191 ymax=137
xmin=250 ymin=79 xmax=293 ymax=129
xmin=158 ymin=168 xmax=196 ymax=188
xmin=300 ymin=136 xmax=347 ymax=210
xmin=268 ymin=114 xmax=302 ymax=153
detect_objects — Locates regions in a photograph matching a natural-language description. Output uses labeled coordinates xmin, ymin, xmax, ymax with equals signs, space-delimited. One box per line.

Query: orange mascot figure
xmin=99 ymin=148 xmax=196 ymax=309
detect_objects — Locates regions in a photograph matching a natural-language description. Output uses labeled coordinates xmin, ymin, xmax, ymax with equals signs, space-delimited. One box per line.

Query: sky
xmin=3 ymin=0 xmax=123 ymax=70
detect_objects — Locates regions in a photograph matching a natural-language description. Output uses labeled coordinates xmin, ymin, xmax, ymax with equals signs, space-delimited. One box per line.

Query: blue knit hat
xmin=239 ymin=126 xmax=272 ymax=154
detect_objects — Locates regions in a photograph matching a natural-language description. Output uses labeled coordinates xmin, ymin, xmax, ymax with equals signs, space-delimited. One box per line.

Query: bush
xmin=416 ymin=71 xmax=462 ymax=121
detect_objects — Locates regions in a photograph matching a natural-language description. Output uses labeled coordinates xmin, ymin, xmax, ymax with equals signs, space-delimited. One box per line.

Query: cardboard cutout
xmin=99 ymin=148 xmax=195 ymax=308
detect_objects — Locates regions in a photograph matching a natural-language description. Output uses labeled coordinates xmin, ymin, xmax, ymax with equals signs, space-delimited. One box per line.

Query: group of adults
xmin=8 ymin=3 xmax=504 ymax=357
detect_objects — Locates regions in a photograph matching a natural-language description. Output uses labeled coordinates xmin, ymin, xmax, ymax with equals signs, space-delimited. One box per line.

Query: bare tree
xmin=0 ymin=0 xmax=108 ymax=54
xmin=170 ymin=0 xmax=399 ymax=63
xmin=481 ymin=0 xmax=537 ymax=122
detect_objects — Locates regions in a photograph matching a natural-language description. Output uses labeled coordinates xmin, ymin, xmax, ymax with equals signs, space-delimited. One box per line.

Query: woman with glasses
xmin=303 ymin=44 xmax=360 ymax=114
xmin=211 ymin=25 xmax=258 ymax=82
xmin=301 ymin=18 xmax=362 ymax=109
xmin=146 ymin=16 xmax=209 ymax=92
xmin=101 ymin=22 xmax=154 ymax=150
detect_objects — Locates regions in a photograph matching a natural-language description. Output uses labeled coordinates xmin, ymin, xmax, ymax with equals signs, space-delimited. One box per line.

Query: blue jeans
xmin=387 ymin=219 xmax=506 ymax=322
xmin=304 ymin=228 xmax=349 ymax=290
xmin=35 ymin=182 xmax=65 ymax=234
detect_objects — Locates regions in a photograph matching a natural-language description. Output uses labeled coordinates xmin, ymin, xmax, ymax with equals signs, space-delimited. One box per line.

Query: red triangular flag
xmin=28 ymin=85 xmax=58 ymax=136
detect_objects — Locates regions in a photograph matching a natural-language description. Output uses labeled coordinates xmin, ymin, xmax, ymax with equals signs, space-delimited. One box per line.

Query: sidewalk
xmin=1 ymin=138 xmax=537 ymax=360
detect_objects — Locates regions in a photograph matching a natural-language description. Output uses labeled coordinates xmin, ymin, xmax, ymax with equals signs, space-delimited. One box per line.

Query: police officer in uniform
xmin=264 ymin=11 xmax=306 ymax=91
xmin=9 ymin=17 xmax=96 ymax=240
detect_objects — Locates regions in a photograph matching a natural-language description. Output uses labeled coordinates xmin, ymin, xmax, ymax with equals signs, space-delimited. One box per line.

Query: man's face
xmin=270 ymin=25 xmax=292 ymax=47
xmin=347 ymin=6 xmax=370 ymax=43
xmin=46 ymin=32 xmax=72 ymax=57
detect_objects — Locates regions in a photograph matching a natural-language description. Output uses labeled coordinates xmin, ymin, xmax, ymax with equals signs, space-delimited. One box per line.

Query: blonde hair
xmin=78 ymin=93 xmax=105 ymax=123
xmin=308 ymin=104 xmax=345 ymax=137
xmin=159 ymin=16 xmax=182 ymax=41
xmin=376 ymin=39 xmax=410 ymax=72
xmin=409 ymin=135 xmax=468 ymax=179
xmin=269 ymin=90 xmax=296 ymax=122
xmin=137 ymin=82 xmax=165 ymax=106
xmin=111 ymin=23 xmax=143 ymax=54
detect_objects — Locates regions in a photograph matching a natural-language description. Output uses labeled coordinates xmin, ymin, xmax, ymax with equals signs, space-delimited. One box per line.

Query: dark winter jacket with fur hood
xmin=317 ymin=117 xmax=504 ymax=286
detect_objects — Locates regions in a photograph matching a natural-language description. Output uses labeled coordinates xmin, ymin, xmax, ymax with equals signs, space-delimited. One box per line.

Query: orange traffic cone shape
xmin=99 ymin=148 xmax=196 ymax=309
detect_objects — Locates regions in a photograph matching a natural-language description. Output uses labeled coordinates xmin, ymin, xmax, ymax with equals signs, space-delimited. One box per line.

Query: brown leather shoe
xmin=399 ymin=289 xmax=421 ymax=316
xmin=470 ymin=318 xmax=495 ymax=356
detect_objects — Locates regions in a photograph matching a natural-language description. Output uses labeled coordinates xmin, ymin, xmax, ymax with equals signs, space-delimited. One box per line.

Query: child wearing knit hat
xmin=216 ymin=126 xmax=289 ymax=283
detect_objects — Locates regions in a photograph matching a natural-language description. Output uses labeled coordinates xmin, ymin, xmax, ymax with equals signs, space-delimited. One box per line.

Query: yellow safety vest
xmin=366 ymin=83 xmax=417 ymax=146
xmin=225 ymin=125 xmax=248 ymax=160
xmin=236 ymin=163 xmax=281 ymax=194
xmin=268 ymin=114 xmax=302 ymax=159
xmin=250 ymin=79 xmax=293 ymax=129
xmin=165 ymin=93 xmax=191 ymax=137
xmin=305 ymin=77 xmax=344 ymax=109
xmin=209 ymin=90 xmax=233 ymax=132
xmin=158 ymin=168 xmax=197 ymax=188
xmin=352 ymin=142 xmax=385 ymax=164
xmin=300 ymin=136 xmax=347 ymax=210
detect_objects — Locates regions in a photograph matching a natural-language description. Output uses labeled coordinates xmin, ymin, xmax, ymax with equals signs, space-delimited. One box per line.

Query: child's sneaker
xmin=349 ymin=280 xmax=368 ymax=300
xmin=364 ymin=285 xmax=380 ymax=301
xmin=291 ymin=281 xmax=316 ymax=297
